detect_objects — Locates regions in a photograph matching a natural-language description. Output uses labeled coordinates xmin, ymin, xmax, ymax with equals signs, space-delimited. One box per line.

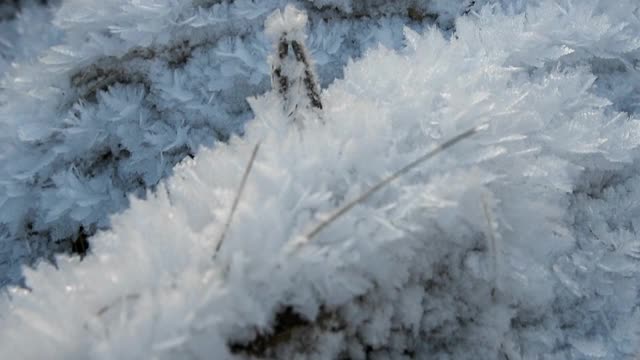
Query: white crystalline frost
xmin=0 ymin=0 xmax=479 ymax=288
xmin=265 ymin=5 xmax=308 ymax=42
xmin=1 ymin=1 xmax=640 ymax=359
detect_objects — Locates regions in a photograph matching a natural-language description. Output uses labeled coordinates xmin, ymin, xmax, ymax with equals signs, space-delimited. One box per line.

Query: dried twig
xmin=270 ymin=32 xmax=323 ymax=125
xmin=290 ymin=40 xmax=323 ymax=110
xmin=272 ymin=36 xmax=290 ymax=100
xmin=214 ymin=142 xmax=261 ymax=257
xmin=305 ymin=124 xmax=486 ymax=240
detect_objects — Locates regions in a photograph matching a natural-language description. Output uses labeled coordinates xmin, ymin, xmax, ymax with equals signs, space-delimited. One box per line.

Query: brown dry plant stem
xmin=214 ymin=141 xmax=261 ymax=257
xmin=306 ymin=125 xmax=486 ymax=240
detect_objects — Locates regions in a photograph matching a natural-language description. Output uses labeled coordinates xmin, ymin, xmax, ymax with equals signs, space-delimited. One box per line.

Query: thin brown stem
xmin=306 ymin=125 xmax=485 ymax=240
xmin=214 ymin=141 xmax=261 ymax=257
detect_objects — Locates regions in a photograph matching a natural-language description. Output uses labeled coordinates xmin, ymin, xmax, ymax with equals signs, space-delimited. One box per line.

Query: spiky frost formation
xmin=2 ymin=2 xmax=640 ymax=359
xmin=0 ymin=0 xmax=61 ymax=79
xmin=0 ymin=0 xmax=480 ymax=286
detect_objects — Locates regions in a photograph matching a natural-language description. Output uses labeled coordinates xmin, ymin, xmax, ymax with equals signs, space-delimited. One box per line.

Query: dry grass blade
xmin=214 ymin=141 xmax=261 ymax=257
xmin=306 ymin=125 xmax=486 ymax=240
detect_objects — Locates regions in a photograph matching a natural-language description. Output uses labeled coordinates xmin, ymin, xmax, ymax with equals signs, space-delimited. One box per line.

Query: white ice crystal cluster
xmin=0 ymin=0 xmax=478 ymax=286
xmin=1 ymin=1 xmax=640 ymax=359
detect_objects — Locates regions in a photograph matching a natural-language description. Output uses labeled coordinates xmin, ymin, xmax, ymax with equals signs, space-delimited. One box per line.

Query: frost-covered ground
xmin=0 ymin=1 xmax=61 ymax=77
xmin=1 ymin=0 xmax=640 ymax=359
xmin=0 ymin=0 xmax=484 ymax=287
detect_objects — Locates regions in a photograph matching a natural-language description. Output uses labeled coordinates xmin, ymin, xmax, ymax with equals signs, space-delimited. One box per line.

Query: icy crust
xmin=0 ymin=0 xmax=477 ymax=286
xmin=2 ymin=4 xmax=640 ymax=358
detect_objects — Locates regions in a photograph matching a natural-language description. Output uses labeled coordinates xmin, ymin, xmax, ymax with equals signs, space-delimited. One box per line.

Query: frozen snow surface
xmin=1 ymin=0 xmax=640 ymax=359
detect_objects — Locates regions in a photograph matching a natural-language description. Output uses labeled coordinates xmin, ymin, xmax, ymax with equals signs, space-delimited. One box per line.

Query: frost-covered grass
xmin=1 ymin=1 xmax=640 ymax=358
xmin=0 ymin=0 xmax=480 ymax=287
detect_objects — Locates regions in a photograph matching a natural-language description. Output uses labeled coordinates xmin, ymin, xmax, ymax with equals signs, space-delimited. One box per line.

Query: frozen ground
xmin=0 ymin=0 xmax=639 ymax=359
